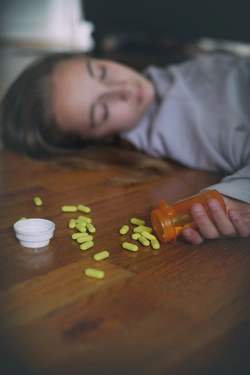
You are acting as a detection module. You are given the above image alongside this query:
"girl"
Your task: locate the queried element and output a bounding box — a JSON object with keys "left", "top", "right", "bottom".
{"left": 1, "top": 52, "right": 250, "bottom": 244}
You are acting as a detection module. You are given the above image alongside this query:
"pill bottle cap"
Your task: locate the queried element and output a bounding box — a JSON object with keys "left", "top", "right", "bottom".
{"left": 13, "top": 218, "right": 55, "bottom": 248}
{"left": 151, "top": 201, "right": 176, "bottom": 242}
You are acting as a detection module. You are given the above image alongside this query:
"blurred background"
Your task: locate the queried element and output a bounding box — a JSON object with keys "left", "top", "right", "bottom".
{"left": 1, "top": 0, "right": 250, "bottom": 100}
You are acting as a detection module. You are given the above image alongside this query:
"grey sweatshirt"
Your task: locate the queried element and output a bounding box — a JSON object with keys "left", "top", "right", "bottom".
{"left": 121, "top": 54, "right": 250, "bottom": 204}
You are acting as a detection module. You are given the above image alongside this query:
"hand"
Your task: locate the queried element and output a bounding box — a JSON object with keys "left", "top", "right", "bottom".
{"left": 180, "top": 195, "right": 250, "bottom": 244}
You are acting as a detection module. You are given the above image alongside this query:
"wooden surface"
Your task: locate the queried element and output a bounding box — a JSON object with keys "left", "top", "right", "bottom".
{"left": 0, "top": 148, "right": 250, "bottom": 375}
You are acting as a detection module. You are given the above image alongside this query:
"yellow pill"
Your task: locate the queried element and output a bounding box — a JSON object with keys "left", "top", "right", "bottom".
{"left": 138, "top": 236, "right": 150, "bottom": 246}
{"left": 34, "top": 197, "right": 42, "bottom": 206}
{"left": 61, "top": 205, "right": 77, "bottom": 212}
{"left": 77, "top": 235, "right": 93, "bottom": 243}
{"left": 133, "top": 225, "right": 153, "bottom": 233}
{"left": 18, "top": 217, "right": 27, "bottom": 221}
{"left": 122, "top": 242, "right": 139, "bottom": 252}
{"left": 119, "top": 225, "right": 129, "bottom": 235}
{"left": 130, "top": 218, "right": 145, "bottom": 226}
{"left": 86, "top": 223, "right": 96, "bottom": 233}
{"left": 140, "top": 230, "right": 156, "bottom": 240}
{"left": 80, "top": 241, "right": 94, "bottom": 250}
{"left": 93, "top": 251, "right": 110, "bottom": 261}
{"left": 77, "top": 204, "right": 91, "bottom": 213}
{"left": 76, "top": 218, "right": 87, "bottom": 226}
{"left": 68, "top": 219, "right": 76, "bottom": 229}
{"left": 71, "top": 232, "right": 88, "bottom": 240}
{"left": 183, "top": 222, "right": 196, "bottom": 229}
{"left": 131, "top": 233, "right": 141, "bottom": 240}
{"left": 76, "top": 218, "right": 87, "bottom": 225}
{"left": 175, "top": 226, "right": 183, "bottom": 236}
{"left": 84, "top": 268, "right": 104, "bottom": 279}
{"left": 151, "top": 239, "right": 160, "bottom": 249}
{"left": 78, "top": 215, "right": 92, "bottom": 223}
{"left": 75, "top": 224, "right": 87, "bottom": 233}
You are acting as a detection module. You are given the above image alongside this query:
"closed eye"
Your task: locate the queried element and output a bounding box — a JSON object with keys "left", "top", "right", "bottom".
{"left": 103, "top": 102, "right": 108, "bottom": 122}
{"left": 100, "top": 65, "right": 106, "bottom": 80}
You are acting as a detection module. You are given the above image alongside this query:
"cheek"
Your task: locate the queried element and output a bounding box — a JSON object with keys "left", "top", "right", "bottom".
{"left": 112, "top": 104, "right": 142, "bottom": 128}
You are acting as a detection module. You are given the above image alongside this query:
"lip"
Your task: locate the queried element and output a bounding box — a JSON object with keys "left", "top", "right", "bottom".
{"left": 137, "top": 82, "right": 143, "bottom": 103}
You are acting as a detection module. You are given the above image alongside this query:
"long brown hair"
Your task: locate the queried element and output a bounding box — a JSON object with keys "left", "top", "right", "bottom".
{"left": 0, "top": 52, "right": 170, "bottom": 182}
{"left": 0, "top": 52, "right": 89, "bottom": 157}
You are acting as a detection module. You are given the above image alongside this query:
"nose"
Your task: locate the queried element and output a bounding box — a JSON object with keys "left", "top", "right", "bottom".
{"left": 101, "top": 81, "right": 130, "bottom": 101}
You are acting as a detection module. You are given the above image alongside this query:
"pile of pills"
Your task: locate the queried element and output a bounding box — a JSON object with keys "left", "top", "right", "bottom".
{"left": 20, "top": 198, "right": 161, "bottom": 280}
{"left": 62, "top": 205, "right": 96, "bottom": 251}
{"left": 62, "top": 204, "right": 109, "bottom": 279}
{"left": 119, "top": 218, "right": 160, "bottom": 251}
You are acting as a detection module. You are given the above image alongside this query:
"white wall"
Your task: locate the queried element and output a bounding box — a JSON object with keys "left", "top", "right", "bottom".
{"left": 0, "top": 0, "right": 94, "bottom": 51}
{"left": 0, "top": 0, "right": 95, "bottom": 100}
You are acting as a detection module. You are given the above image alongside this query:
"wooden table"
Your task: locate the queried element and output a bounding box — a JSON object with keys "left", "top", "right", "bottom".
{"left": 0, "top": 149, "right": 249, "bottom": 375}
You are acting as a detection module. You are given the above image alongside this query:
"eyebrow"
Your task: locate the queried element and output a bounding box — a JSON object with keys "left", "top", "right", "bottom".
{"left": 86, "top": 60, "right": 95, "bottom": 127}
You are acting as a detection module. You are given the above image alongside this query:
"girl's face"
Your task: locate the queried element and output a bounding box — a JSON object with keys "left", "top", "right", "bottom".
{"left": 51, "top": 57, "right": 155, "bottom": 142}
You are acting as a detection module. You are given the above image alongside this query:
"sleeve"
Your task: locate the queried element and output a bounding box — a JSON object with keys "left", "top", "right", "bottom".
{"left": 200, "top": 165, "right": 250, "bottom": 204}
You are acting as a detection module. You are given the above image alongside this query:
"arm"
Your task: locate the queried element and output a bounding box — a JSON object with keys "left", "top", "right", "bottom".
{"left": 180, "top": 166, "right": 250, "bottom": 244}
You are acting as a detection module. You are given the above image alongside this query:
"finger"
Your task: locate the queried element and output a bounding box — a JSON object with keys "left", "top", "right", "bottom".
{"left": 191, "top": 202, "right": 220, "bottom": 239}
{"left": 181, "top": 227, "right": 205, "bottom": 245}
{"left": 206, "top": 199, "right": 236, "bottom": 236}
{"left": 228, "top": 209, "right": 250, "bottom": 237}
{"left": 206, "top": 199, "right": 237, "bottom": 237}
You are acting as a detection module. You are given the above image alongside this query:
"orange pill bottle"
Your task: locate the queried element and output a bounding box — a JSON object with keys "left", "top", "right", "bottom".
{"left": 151, "top": 190, "right": 226, "bottom": 243}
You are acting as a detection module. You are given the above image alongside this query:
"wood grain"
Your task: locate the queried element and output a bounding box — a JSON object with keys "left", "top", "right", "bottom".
{"left": 0, "top": 149, "right": 249, "bottom": 375}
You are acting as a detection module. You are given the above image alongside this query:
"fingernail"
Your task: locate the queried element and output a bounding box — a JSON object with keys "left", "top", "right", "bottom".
{"left": 191, "top": 203, "right": 203, "bottom": 215}
{"left": 207, "top": 199, "right": 220, "bottom": 210}
{"left": 229, "top": 209, "right": 239, "bottom": 220}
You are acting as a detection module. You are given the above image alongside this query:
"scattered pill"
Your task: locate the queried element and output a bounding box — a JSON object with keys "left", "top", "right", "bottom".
{"left": 80, "top": 241, "right": 94, "bottom": 250}
{"left": 130, "top": 218, "right": 145, "bottom": 226}
{"left": 78, "top": 215, "right": 92, "bottom": 223}
{"left": 131, "top": 233, "right": 141, "bottom": 240}
{"left": 138, "top": 236, "right": 150, "bottom": 246}
{"left": 71, "top": 232, "right": 88, "bottom": 240}
{"left": 151, "top": 239, "right": 160, "bottom": 249}
{"left": 84, "top": 268, "right": 104, "bottom": 279}
{"left": 61, "top": 205, "right": 77, "bottom": 212}
{"left": 77, "top": 204, "right": 91, "bottom": 213}
{"left": 86, "top": 223, "right": 96, "bottom": 233}
{"left": 75, "top": 224, "right": 87, "bottom": 233}
{"left": 133, "top": 225, "right": 153, "bottom": 233}
{"left": 122, "top": 242, "right": 139, "bottom": 252}
{"left": 34, "top": 197, "right": 42, "bottom": 206}
{"left": 93, "top": 251, "right": 110, "bottom": 261}
{"left": 140, "top": 230, "right": 156, "bottom": 240}
{"left": 119, "top": 225, "right": 129, "bottom": 235}
{"left": 68, "top": 219, "right": 76, "bottom": 229}
{"left": 18, "top": 217, "right": 27, "bottom": 221}
{"left": 77, "top": 235, "right": 93, "bottom": 243}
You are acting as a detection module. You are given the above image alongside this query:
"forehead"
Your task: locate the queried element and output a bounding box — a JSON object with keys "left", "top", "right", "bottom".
{"left": 51, "top": 57, "right": 90, "bottom": 132}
